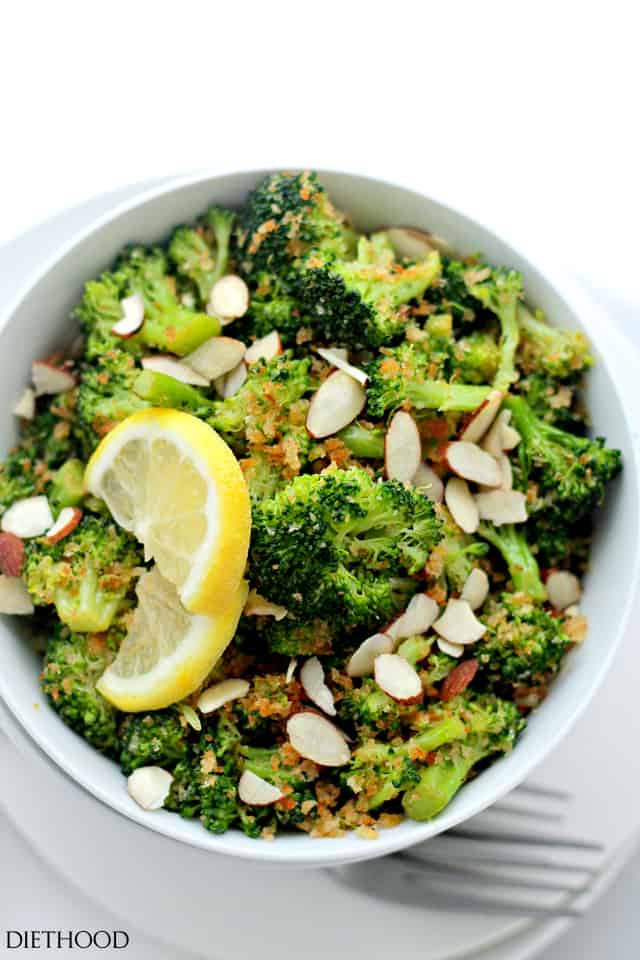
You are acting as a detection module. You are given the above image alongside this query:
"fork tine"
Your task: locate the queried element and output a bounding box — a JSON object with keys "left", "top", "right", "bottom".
{"left": 489, "top": 801, "right": 565, "bottom": 823}
{"left": 514, "top": 783, "right": 571, "bottom": 801}
{"left": 447, "top": 827, "right": 604, "bottom": 851}
{"left": 397, "top": 852, "right": 591, "bottom": 893}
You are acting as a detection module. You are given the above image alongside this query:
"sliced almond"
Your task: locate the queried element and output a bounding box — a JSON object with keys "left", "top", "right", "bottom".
{"left": 436, "top": 637, "right": 465, "bottom": 658}
{"left": 386, "top": 593, "right": 439, "bottom": 641}
{"left": 243, "top": 589, "right": 287, "bottom": 621}
{"left": 13, "top": 388, "right": 36, "bottom": 420}
{"left": 546, "top": 570, "right": 581, "bottom": 610}
{"left": 564, "top": 603, "right": 581, "bottom": 618}
{"left": 433, "top": 598, "right": 486, "bottom": 646}
{"left": 286, "top": 658, "right": 298, "bottom": 683}
{"left": 286, "top": 712, "right": 351, "bottom": 767}
{"left": 385, "top": 411, "right": 422, "bottom": 483}
{"left": 197, "top": 678, "right": 251, "bottom": 715}
{"left": 445, "top": 441, "right": 501, "bottom": 487}
{"left": 238, "top": 769, "right": 283, "bottom": 806}
{"left": 0, "top": 575, "right": 34, "bottom": 615}
{"left": 45, "top": 507, "right": 82, "bottom": 544}
{"left": 315, "top": 347, "right": 368, "bottom": 386}
{"left": 244, "top": 330, "right": 282, "bottom": 365}
{"left": 482, "top": 409, "right": 516, "bottom": 457}
{"left": 501, "top": 422, "right": 521, "bottom": 450}
{"left": 1, "top": 496, "right": 53, "bottom": 538}
{"left": 300, "top": 657, "right": 336, "bottom": 716}
{"left": 412, "top": 463, "right": 444, "bottom": 502}
{"left": 112, "top": 293, "right": 145, "bottom": 338}
{"left": 0, "top": 532, "right": 24, "bottom": 577}
{"left": 374, "top": 653, "right": 422, "bottom": 703}
{"left": 385, "top": 226, "right": 455, "bottom": 259}
{"left": 475, "top": 489, "right": 527, "bottom": 525}
{"left": 141, "top": 355, "right": 210, "bottom": 387}
{"left": 440, "top": 658, "right": 479, "bottom": 701}
{"left": 478, "top": 453, "right": 513, "bottom": 493}
{"left": 346, "top": 633, "right": 394, "bottom": 678}
{"left": 184, "top": 337, "right": 246, "bottom": 381}
{"left": 222, "top": 362, "right": 248, "bottom": 398}
{"left": 459, "top": 390, "right": 503, "bottom": 444}
{"left": 208, "top": 275, "right": 250, "bottom": 320}
{"left": 460, "top": 568, "right": 489, "bottom": 610}
{"left": 306, "top": 370, "right": 366, "bottom": 439}
{"left": 127, "top": 766, "right": 173, "bottom": 811}
{"left": 31, "top": 361, "right": 75, "bottom": 396}
{"left": 445, "top": 477, "right": 479, "bottom": 534}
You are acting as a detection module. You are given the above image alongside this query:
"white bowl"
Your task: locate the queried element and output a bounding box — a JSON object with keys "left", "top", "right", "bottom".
{"left": 0, "top": 170, "right": 638, "bottom": 868}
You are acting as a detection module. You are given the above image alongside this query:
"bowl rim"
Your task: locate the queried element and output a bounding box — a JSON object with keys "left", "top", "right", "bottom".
{"left": 1, "top": 166, "right": 639, "bottom": 866}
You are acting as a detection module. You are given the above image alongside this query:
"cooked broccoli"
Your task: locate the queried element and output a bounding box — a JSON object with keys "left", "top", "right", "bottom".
{"left": 119, "top": 709, "right": 189, "bottom": 775}
{"left": 338, "top": 678, "right": 406, "bottom": 737}
{"left": 336, "top": 422, "right": 385, "bottom": 460}
{"left": 41, "top": 621, "right": 120, "bottom": 755}
{"left": 424, "top": 257, "right": 496, "bottom": 327}
{"left": 241, "top": 271, "right": 308, "bottom": 345}
{"left": 240, "top": 743, "right": 318, "bottom": 827}
{"left": 24, "top": 516, "right": 142, "bottom": 633}
{"left": 477, "top": 592, "right": 570, "bottom": 685}
{"left": 77, "top": 349, "right": 148, "bottom": 452}
{"left": 464, "top": 267, "right": 522, "bottom": 391}
{"left": 250, "top": 468, "right": 442, "bottom": 628}
{"left": 263, "top": 618, "right": 334, "bottom": 657}
{"left": 426, "top": 506, "right": 489, "bottom": 594}
{"left": 514, "top": 371, "right": 586, "bottom": 433}
{"left": 168, "top": 206, "right": 235, "bottom": 306}
{"left": 230, "top": 673, "right": 302, "bottom": 736}
{"left": 48, "top": 458, "right": 86, "bottom": 512}
{"left": 505, "top": 395, "right": 621, "bottom": 525}
{"left": 452, "top": 331, "right": 500, "bottom": 384}
{"left": 365, "top": 342, "right": 491, "bottom": 419}
{"left": 298, "top": 236, "right": 441, "bottom": 347}
{"left": 527, "top": 514, "right": 592, "bottom": 570}
{"left": 517, "top": 305, "right": 592, "bottom": 379}
{"left": 477, "top": 522, "right": 546, "bottom": 602}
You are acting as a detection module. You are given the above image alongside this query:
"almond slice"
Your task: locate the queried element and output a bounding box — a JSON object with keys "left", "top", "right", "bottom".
{"left": 286, "top": 712, "right": 351, "bottom": 767}
{"left": 433, "top": 598, "right": 486, "bottom": 645}
{"left": 459, "top": 390, "right": 503, "bottom": 444}
{"left": 208, "top": 275, "right": 250, "bottom": 320}
{"left": 13, "top": 388, "right": 36, "bottom": 420}
{"left": 385, "top": 226, "right": 455, "bottom": 259}
{"left": 306, "top": 370, "right": 366, "bottom": 439}
{"left": 481, "top": 409, "right": 514, "bottom": 457}
{"left": 112, "top": 293, "right": 145, "bottom": 338}
{"left": 31, "top": 361, "right": 75, "bottom": 396}
{"left": 440, "top": 658, "right": 479, "bottom": 701}
{"left": 501, "top": 422, "right": 521, "bottom": 450}
{"left": 385, "top": 411, "right": 422, "bottom": 483}
{"left": 184, "top": 337, "right": 246, "bottom": 381}
{"left": 197, "top": 678, "right": 250, "bottom": 715}
{"left": 546, "top": 570, "right": 581, "bottom": 610}
{"left": 460, "top": 568, "right": 489, "bottom": 610}
{"left": 244, "top": 330, "right": 282, "bottom": 365}
{"left": 238, "top": 770, "right": 283, "bottom": 806}
{"left": 374, "top": 653, "right": 422, "bottom": 703}
{"left": 141, "top": 355, "right": 210, "bottom": 387}
{"left": 475, "top": 489, "right": 527, "bottom": 525}
{"left": 315, "top": 347, "right": 368, "bottom": 386}
{"left": 286, "top": 658, "right": 298, "bottom": 683}
{"left": 445, "top": 441, "right": 501, "bottom": 487}
{"left": 45, "top": 507, "right": 82, "bottom": 544}
{"left": 386, "top": 593, "right": 439, "bottom": 641}
{"left": 478, "top": 453, "right": 513, "bottom": 492}
{"left": 1, "top": 496, "right": 53, "bottom": 538}
{"left": 436, "top": 637, "right": 465, "bottom": 658}
{"left": 243, "top": 589, "right": 288, "bottom": 621}
{"left": 346, "top": 633, "right": 394, "bottom": 678}
{"left": 445, "top": 477, "right": 479, "bottom": 534}
{"left": 0, "top": 575, "right": 34, "bottom": 614}
{"left": 0, "top": 532, "right": 25, "bottom": 577}
{"left": 300, "top": 656, "right": 336, "bottom": 716}
{"left": 222, "top": 362, "right": 248, "bottom": 398}
{"left": 127, "top": 766, "right": 173, "bottom": 811}
{"left": 412, "top": 463, "right": 444, "bottom": 502}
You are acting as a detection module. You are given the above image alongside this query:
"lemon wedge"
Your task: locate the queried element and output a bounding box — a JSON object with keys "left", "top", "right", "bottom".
{"left": 97, "top": 566, "right": 248, "bottom": 711}
{"left": 85, "top": 409, "right": 251, "bottom": 616}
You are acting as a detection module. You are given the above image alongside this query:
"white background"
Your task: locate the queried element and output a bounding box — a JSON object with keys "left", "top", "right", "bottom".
{"left": 1, "top": 2, "right": 639, "bottom": 957}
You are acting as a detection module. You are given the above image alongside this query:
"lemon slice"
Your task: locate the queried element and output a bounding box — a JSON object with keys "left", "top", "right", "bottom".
{"left": 97, "top": 566, "right": 248, "bottom": 711}
{"left": 85, "top": 409, "right": 250, "bottom": 616}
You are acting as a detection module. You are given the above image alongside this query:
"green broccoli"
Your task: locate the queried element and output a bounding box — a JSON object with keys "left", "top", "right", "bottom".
{"left": 452, "top": 331, "right": 500, "bottom": 384}
{"left": 24, "top": 516, "right": 143, "bottom": 633}
{"left": 477, "top": 521, "right": 546, "bottom": 602}
{"left": 338, "top": 678, "right": 407, "bottom": 737}
{"left": 427, "top": 506, "right": 489, "bottom": 594}
{"left": 336, "top": 422, "right": 386, "bottom": 460}
{"left": 41, "top": 620, "right": 120, "bottom": 755}
{"left": 514, "top": 371, "right": 586, "bottom": 433}
{"left": 168, "top": 206, "right": 235, "bottom": 307}
{"left": 48, "top": 458, "right": 86, "bottom": 512}
{"left": 240, "top": 271, "right": 308, "bottom": 345}
{"left": 77, "top": 349, "right": 148, "bottom": 453}
{"left": 250, "top": 468, "right": 442, "bottom": 628}
{"left": 517, "top": 305, "right": 592, "bottom": 379}
{"left": 263, "top": 618, "right": 334, "bottom": 657}
{"left": 240, "top": 743, "right": 318, "bottom": 827}
{"left": 424, "top": 257, "right": 496, "bottom": 327}
{"left": 464, "top": 267, "right": 522, "bottom": 391}
{"left": 119, "top": 709, "right": 189, "bottom": 775}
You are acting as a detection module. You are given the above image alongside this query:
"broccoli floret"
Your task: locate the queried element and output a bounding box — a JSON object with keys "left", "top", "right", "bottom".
{"left": 477, "top": 522, "right": 546, "bottom": 602}
{"left": 24, "top": 516, "right": 142, "bottom": 633}
{"left": 119, "top": 709, "right": 189, "bottom": 775}
{"left": 365, "top": 342, "right": 491, "bottom": 419}
{"left": 298, "top": 237, "right": 441, "bottom": 347}
{"left": 168, "top": 206, "right": 235, "bottom": 307}
{"left": 230, "top": 673, "right": 303, "bottom": 736}
{"left": 263, "top": 618, "right": 334, "bottom": 657}
{"left": 77, "top": 349, "right": 148, "bottom": 453}
{"left": 424, "top": 257, "right": 496, "bottom": 327}
{"left": 48, "top": 458, "right": 86, "bottom": 512}
{"left": 250, "top": 469, "right": 442, "bottom": 628}
{"left": 517, "top": 305, "right": 592, "bottom": 379}
{"left": 426, "top": 506, "right": 489, "bottom": 594}
{"left": 477, "top": 592, "right": 570, "bottom": 685}
{"left": 452, "top": 331, "right": 500, "bottom": 384}
{"left": 505, "top": 395, "right": 621, "bottom": 526}
{"left": 527, "top": 514, "right": 592, "bottom": 570}
{"left": 464, "top": 267, "right": 522, "bottom": 391}
{"left": 338, "top": 678, "right": 406, "bottom": 737}
{"left": 240, "top": 271, "right": 308, "bottom": 345}
{"left": 514, "top": 372, "right": 586, "bottom": 433}
{"left": 41, "top": 621, "right": 120, "bottom": 755}
{"left": 240, "top": 743, "right": 318, "bottom": 827}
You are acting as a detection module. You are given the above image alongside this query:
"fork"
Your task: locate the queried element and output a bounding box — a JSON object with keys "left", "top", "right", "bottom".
{"left": 332, "top": 784, "right": 604, "bottom": 918}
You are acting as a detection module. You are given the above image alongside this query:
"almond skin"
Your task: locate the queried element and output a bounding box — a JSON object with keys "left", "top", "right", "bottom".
{"left": 0, "top": 532, "right": 24, "bottom": 577}
{"left": 440, "top": 658, "right": 479, "bottom": 701}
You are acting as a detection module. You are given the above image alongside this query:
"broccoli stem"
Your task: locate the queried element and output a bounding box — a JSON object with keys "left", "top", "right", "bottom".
{"left": 402, "top": 739, "right": 487, "bottom": 820}
{"left": 54, "top": 569, "right": 121, "bottom": 633}
{"left": 477, "top": 522, "right": 547, "bottom": 601}
{"left": 493, "top": 298, "right": 520, "bottom": 392}
{"left": 49, "top": 458, "right": 86, "bottom": 512}
{"left": 337, "top": 423, "right": 385, "bottom": 459}
{"left": 140, "top": 307, "right": 221, "bottom": 355}
{"left": 134, "top": 370, "right": 215, "bottom": 414}
{"left": 406, "top": 380, "right": 491, "bottom": 412}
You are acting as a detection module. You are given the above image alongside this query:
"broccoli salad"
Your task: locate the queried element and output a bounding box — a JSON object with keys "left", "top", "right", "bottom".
{"left": 0, "top": 171, "right": 621, "bottom": 840}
